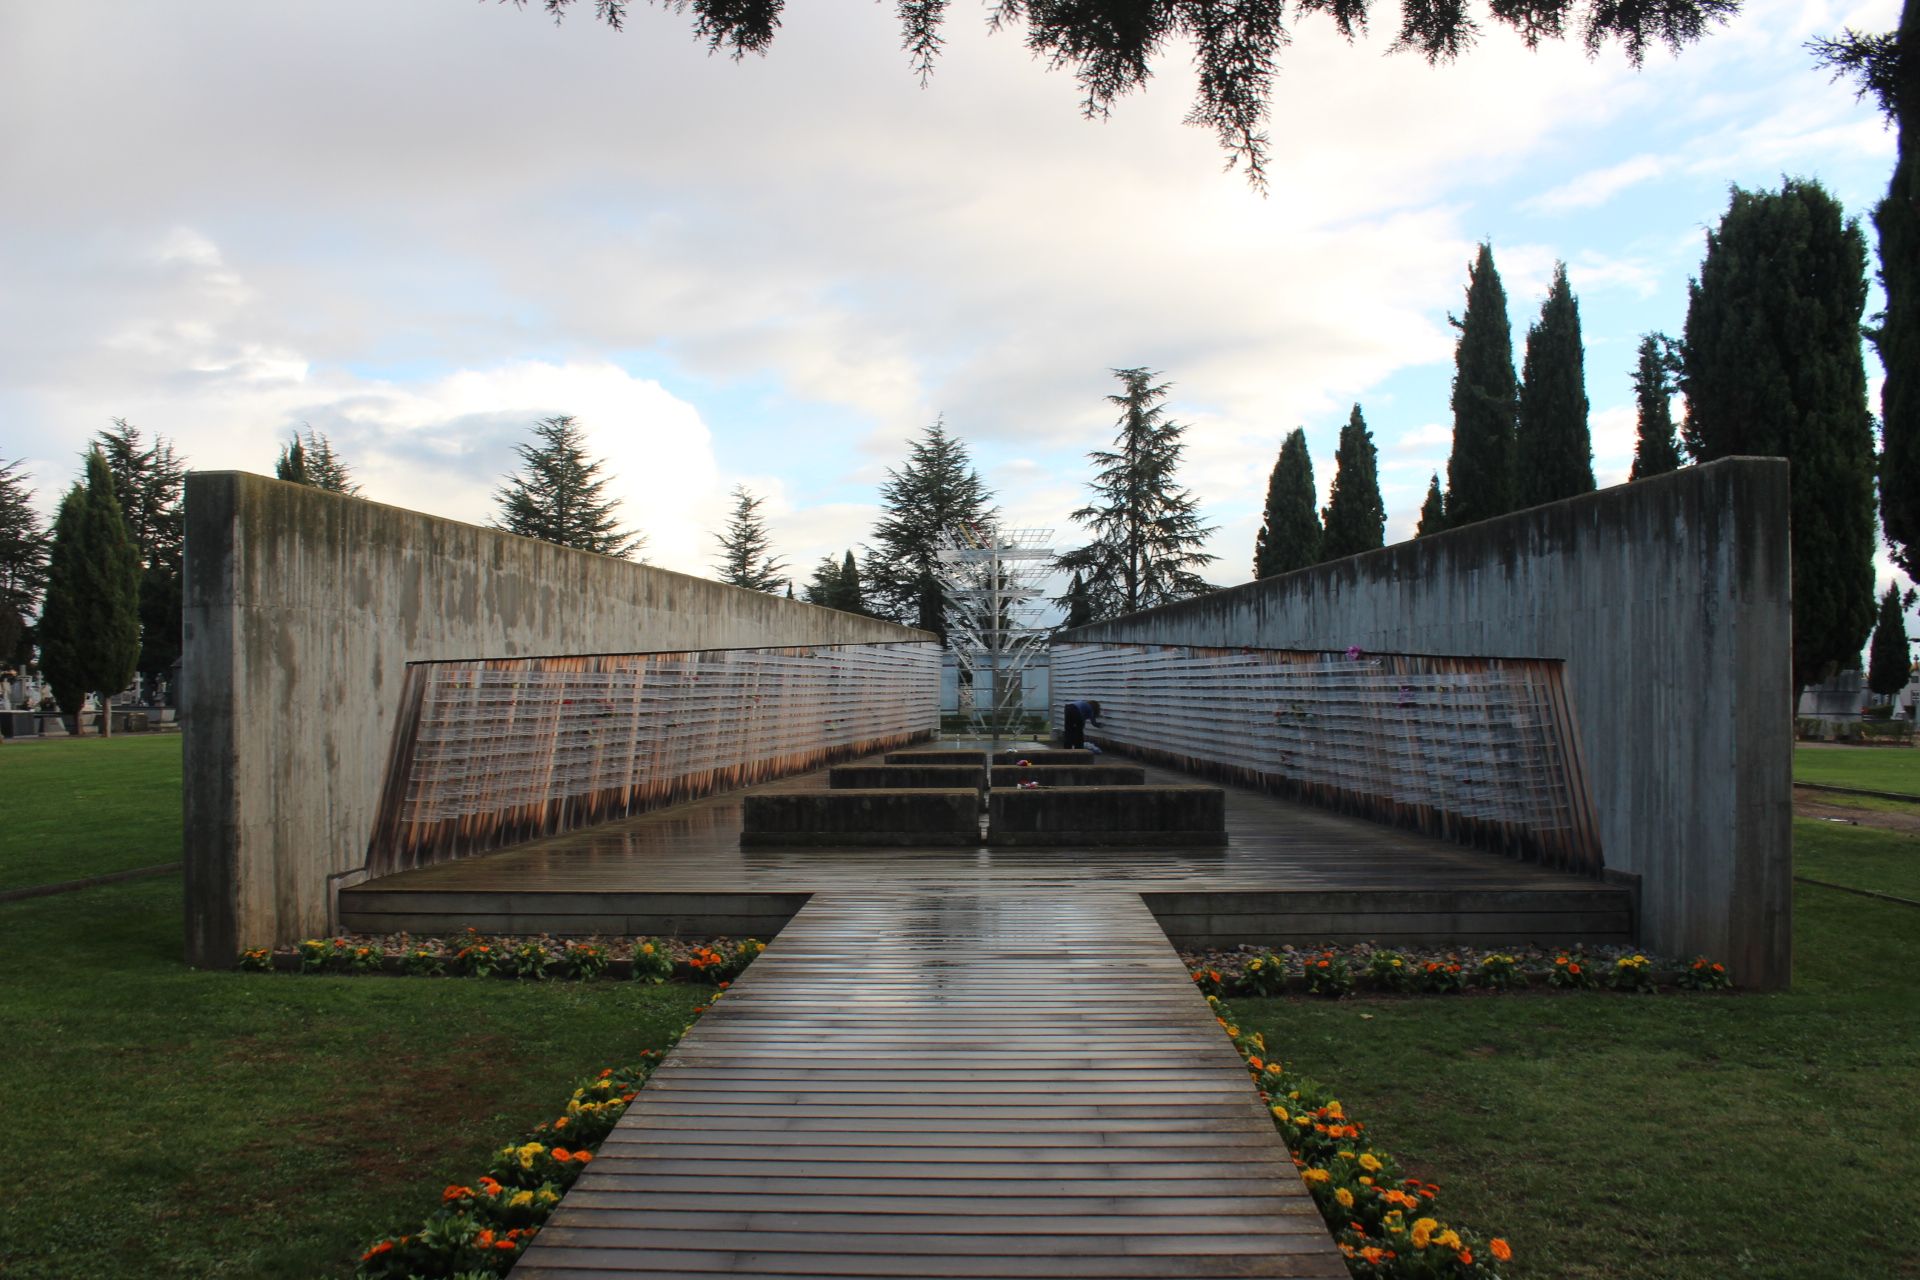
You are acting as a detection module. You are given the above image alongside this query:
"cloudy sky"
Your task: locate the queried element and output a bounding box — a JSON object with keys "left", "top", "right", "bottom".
{"left": 0, "top": 0, "right": 1901, "bottom": 596}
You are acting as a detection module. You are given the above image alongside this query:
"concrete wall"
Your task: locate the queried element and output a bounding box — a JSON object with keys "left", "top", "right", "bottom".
{"left": 182, "top": 472, "right": 933, "bottom": 966}
{"left": 1059, "top": 458, "right": 1794, "bottom": 988}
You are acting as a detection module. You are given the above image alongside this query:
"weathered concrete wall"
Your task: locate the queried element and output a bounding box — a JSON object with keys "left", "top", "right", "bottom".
{"left": 182, "top": 472, "right": 933, "bottom": 966}
{"left": 1059, "top": 458, "right": 1794, "bottom": 988}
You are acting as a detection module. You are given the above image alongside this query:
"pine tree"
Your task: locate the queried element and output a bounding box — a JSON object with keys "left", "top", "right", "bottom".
{"left": 1682, "top": 179, "right": 1876, "bottom": 695}
{"left": 1444, "top": 244, "right": 1518, "bottom": 527}
{"left": 94, "top": 419, "right": 186, "bottom": 687}
{"left": 276, "top": 427, "right": 359, "bottom": 494}
{"left": 1058, "top": 368, "right": 1218, "bottom": 619}
{"left": 863, "top": 418, "right": 997, "bottom": 641}
{"left": 493, "top": 416, "right": 644, "bottom": 558}
{"left": 1061, "top": 571, "right": 1094, "bottom": 629}
{"left": 1320, "top": 406, "right": 1386, "bottom": 560}
{"left": 38, "top": 450, "right": 141, "bottom": 735}
{"left": 1876, "top": 0, "right": 1920, "bottom": 579}
{"left": 1868, "top": 584, "right": 1912, "bottom": 700}
{"left": 1253, "top": 428, "right": 1320, "bottom": 578}
{"left": 711, "top": 485, "right": 788, "bottom": 592}
{"left": 0, "top": 458, "right": 50, "bottom": 666}
{"left": 1514, "top": 264, "right": 1594, "bottom": 507}
{"left": 1416, "top": 474, "right": 1447, "bottom": 537}
{"left": 803, "top": 555, "right": 844, "bottom": 607}
{"left": 1629, "top": 334, "right": 1684, "bottom": 480}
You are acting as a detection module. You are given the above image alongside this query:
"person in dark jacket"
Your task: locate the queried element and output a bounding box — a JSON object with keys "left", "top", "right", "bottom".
{"left": 1062, "top": 698, "right": 1101, "bottom": 748}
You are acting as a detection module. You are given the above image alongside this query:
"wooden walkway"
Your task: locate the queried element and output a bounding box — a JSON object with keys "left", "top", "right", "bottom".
{"left": 512, "top": 888, "right": 1347, "bottom": 1278}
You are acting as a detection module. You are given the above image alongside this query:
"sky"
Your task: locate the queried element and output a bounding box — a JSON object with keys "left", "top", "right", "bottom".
{"left": 0, "top": 0, "right": 1904, "bottom": 602}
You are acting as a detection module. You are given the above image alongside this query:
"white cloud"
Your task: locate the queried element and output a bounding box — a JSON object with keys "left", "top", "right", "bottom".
{"left": 1524, "top": 155, "right": 1670, "bottom": 214}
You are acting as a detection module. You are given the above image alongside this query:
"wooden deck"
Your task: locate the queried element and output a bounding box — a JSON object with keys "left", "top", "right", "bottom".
{"left": 342, "top": 752, "right": 1634, "bottom": 948}
{"left": 511, "top": 889, "right": 1348, "bottom": 1279}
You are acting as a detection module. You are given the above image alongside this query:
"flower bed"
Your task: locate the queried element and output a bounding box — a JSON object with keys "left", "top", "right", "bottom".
{"left": 238, "top": 929, "right": 766, "bottom": 985}
{"left": 349, "top": 941, "right": 758, "bottom": 1277}
{"left": 1212, "top": 995, "right": 1516, "bottom": 1278}
{"left": 1184, "top": 942, "right": 1731, "bottom": 998}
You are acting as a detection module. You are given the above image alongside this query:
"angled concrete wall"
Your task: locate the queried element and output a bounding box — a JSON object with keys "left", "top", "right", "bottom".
{"left": 1059, "top": 458, "right": 1794, "bottom": 988}
{"left": 182, "top": 472, "right": 934, "bottom": 967}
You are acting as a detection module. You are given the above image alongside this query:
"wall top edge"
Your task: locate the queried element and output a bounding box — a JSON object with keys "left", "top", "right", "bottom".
{"left": 184, "top": 470, "right": 935, "bottom": 643}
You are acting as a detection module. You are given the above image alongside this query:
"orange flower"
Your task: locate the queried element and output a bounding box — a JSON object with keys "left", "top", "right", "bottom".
{"left": 1490, "top": 1238, "right": 1513, "bottom": 1262}
{"left": 1458, "top": 1248, "right": 1473, "bottom": 1265}
{"left": 479, "top": 1176, "right": 504, "bottom": 1196}
{"left": 552, "top": 1148, "right": 573, "bottom": 1163}
{"left": 361, "top": 1240, "right": 394, "bottom": 1260}
{"left": 475, "top": 1229, "right": 496, "bottom": 1249}
{"left": 1569, "top": 962, "right": 1582, "bottom": 975}
{"left": 442, "top": 1184, "right": 473, "bottom": 1203}
{"left": 575, "top": 1149, "right": 593, "bottom": 1163}
{"left": 495, "top": 1239, "right": 518, "bottom": 1251}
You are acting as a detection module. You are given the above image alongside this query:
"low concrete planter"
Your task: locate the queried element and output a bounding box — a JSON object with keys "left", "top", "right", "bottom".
{"left": 884, "top": 750, "right": 989, "bottom": 766}
{"left": 742, "top": 789, "right": 982, "bottom": 847}
{"left": 830, "top": 764, "right": 988, "bottom": 790}
{"left": 992, "top": 749, "right": 1101, "bottom": 766}
{"left": 987, "top": 785, "right": 1228, "bottom": 846}
{"left": 989, "top": 763, "right": 1147, "bottom": 788}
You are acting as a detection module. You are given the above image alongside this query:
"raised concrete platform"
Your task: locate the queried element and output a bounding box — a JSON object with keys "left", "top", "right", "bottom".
{"left": 830, "top": 763, "right": 988, "bottom": 791}
{"left": 741, "top": 789, "right": 981, "bottom": 848}
{"left": 988, "top": 785, "right": 1228, "bottom": 847}
{"left": 994, "top": 749, "right": 1099, "bottom": 765}
{"left": 885, "top": 750, "right": 989, "bottom": 765}
{"left": 339, "top": 750, "right": 1634, "bottom": 950}
{"left": 990, "top": 763, "right": 1149, "bottom": 788}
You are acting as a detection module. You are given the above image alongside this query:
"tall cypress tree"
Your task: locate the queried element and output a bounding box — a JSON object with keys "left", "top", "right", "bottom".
{"left": 38, "top": 450, "right": 141, "bottom": 735}
{"left": 94, "top": 419, "right": 186, "bottom": 691}
{"left": 1682, "top": 179, "right": 1876, "bottom": 695}
{"left": 864, "top": 418, "right": 997, "bottom": 641}
{"left": 1629, "top": 333, "right": 1684, "bottom": 480}
{"left": 1058, "top": 368, "right": 1217, "bottom": 617}
{"left": 1877, "top": 0, "right": 1920, "bottom": 579}
{"left": 837, "top": 550, "right": 864, "bottom": 614}
{"left": 1868, "top": 584, "right": 1912, "bottom": 700}
{"left": 1444, "top": 243, "right": 1518, "bottom": 527}
{"left": 493, "top": 416, "right": 644, "bottom": 558}
{"left": 1416, "top": 474, "right": 1447, "bottom": 537}
{"left": 1320, "top": 406, "right": 1385, "bottom": 560}
{"left": 276, "top": 427, "right": 359, "bottom": 494}
{"left": 711, "top": 485, "right": 788, "bottom": 592}
{"left": 1253, "top": 428, "right": 1320, "bottom": 577}
{"left": 1514, "top": 264, "right": 1594, "bottom": 507}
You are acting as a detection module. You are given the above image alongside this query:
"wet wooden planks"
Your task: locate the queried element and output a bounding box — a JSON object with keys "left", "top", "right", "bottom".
{"left": 511, "top": 890, "right": 1347, "bottom": 1279}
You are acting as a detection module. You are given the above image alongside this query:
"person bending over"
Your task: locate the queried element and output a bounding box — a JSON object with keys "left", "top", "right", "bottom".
{"left": 1062, "top": 698, "right": 1102, "bottom": 749}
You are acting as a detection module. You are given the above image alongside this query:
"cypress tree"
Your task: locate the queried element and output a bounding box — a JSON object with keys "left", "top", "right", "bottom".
{"left": 38, "top": 450, "right": 141, "bottom": 735}
{"left": 1320, "top": 405, "right": 1385, "bottom": 560}
{"left": 864, "top": 418, "right": 997, "bottom": 641}
{"left": 1867, "top": 584, "right": 1912, "bottom": 700}
{"left": 1444, "top": 243, "right": 1518, "bottom": 527}
{"left": 1682, "top": 179, "right": 1876, "bottom": 695}
{"left": 276, "top": 427, "right": 359, "bottom": 494}
{"left": 1058, "top": 369, "right": 1217, "bottom": 618}
{"left": 1061, "top": 571, "right": 1094, "bottom": 629}
{"left": 838, "top": 550, "right": 864, "bottom": 614}
{"left": 493, "top": 416, "right": 644, "bottom": 558}
{"left": 712, "top": 485, "right": 788, "bottom": 592}
{"left": 1514, "top": 264, "right": 1594, "bottom": 506}
{"left": 95, "top": 419, "right": 187, "bottom": 688}
{"left": 1877, "top": 0, "right": 1920, "bottom": 579}
{"left": 1253, "top": 428, "right": 1320, "bottom": 577}
{"left": 1629, "top": 333, "right": 1684, "bottom": 480}
{"left": 1416, "top": 474, "right": 1447, "bottom": 537}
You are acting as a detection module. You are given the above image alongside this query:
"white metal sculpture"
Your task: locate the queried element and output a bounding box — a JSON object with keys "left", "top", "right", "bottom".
{"left": 933, "top": 522, "right": 1055, "bottom": 746}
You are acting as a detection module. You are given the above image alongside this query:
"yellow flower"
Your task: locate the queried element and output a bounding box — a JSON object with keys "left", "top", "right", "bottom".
{"left": 1336, "top": 1150, "right": 1356, "bottom": 1161}
{"left": 1435, "top": 1229, "right": 1462, "bottom": 1250}
{"left": 1325, "top": 1101, "right": 1344, "bottom": 1120}
{"left": 1248, "top": 958, "right": 1264, "bottom": 970}
{"left": 641, "top": 943, "right": 655, "bottom": 955}
{"left": 1271, "top": 1105, "right": 1291, "bottom": 1123}
{"left": 516, "top": 1142, "right": 545, "bottom": 1170}
{"left": 1335, "top": 1188, "right": 1355, "bottom": 1209}
{"left": 1411, "top": 1218, "right": 1438, "bottom": 1249}
{"left": 1302, "top": 1168, "right": 1332, "bottom": 1185}
{"left": 1359, "top": 1153, "right": 1383, "bottom": 1173}
{"left": 509, "top": 1190, "right": 534, "bottom": 1209}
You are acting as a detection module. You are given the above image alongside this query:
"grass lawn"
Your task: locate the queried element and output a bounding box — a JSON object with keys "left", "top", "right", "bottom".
{"left": 1793, "top": 742, "right": 1920, "bottom": 794}
{"left": 1234, "top": 819, "right": 1920, "bottom": 1280}
{"left": 0, "top": 733, "right": 183, "bottom": 890}
{"left": 1794, "top": 817, "right": 1920, "bottom": 900}
{"left": 0, "top": 741, "right": 707, "bottom": 1280}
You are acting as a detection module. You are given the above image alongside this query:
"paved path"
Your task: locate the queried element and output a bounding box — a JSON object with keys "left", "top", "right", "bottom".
{"left": 513, "top": 888, "right": 1346, "bottom": 1279}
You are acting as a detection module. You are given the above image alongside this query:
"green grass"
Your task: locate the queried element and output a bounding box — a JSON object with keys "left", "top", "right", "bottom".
{"left": 1233, "top": 819, "right": 1920, "bottom": 1280}
{"left": 1793, "top": 743, "right": 1920, "bottom": 794}
{"left": 1795, "top": 817, "right": 1920, "bottom": 900}
{"left": 0, "top": 734, "right": 183, "bottom": 889}
{"left": 0, "top": 846, "right": 706, "bottom": 1276}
